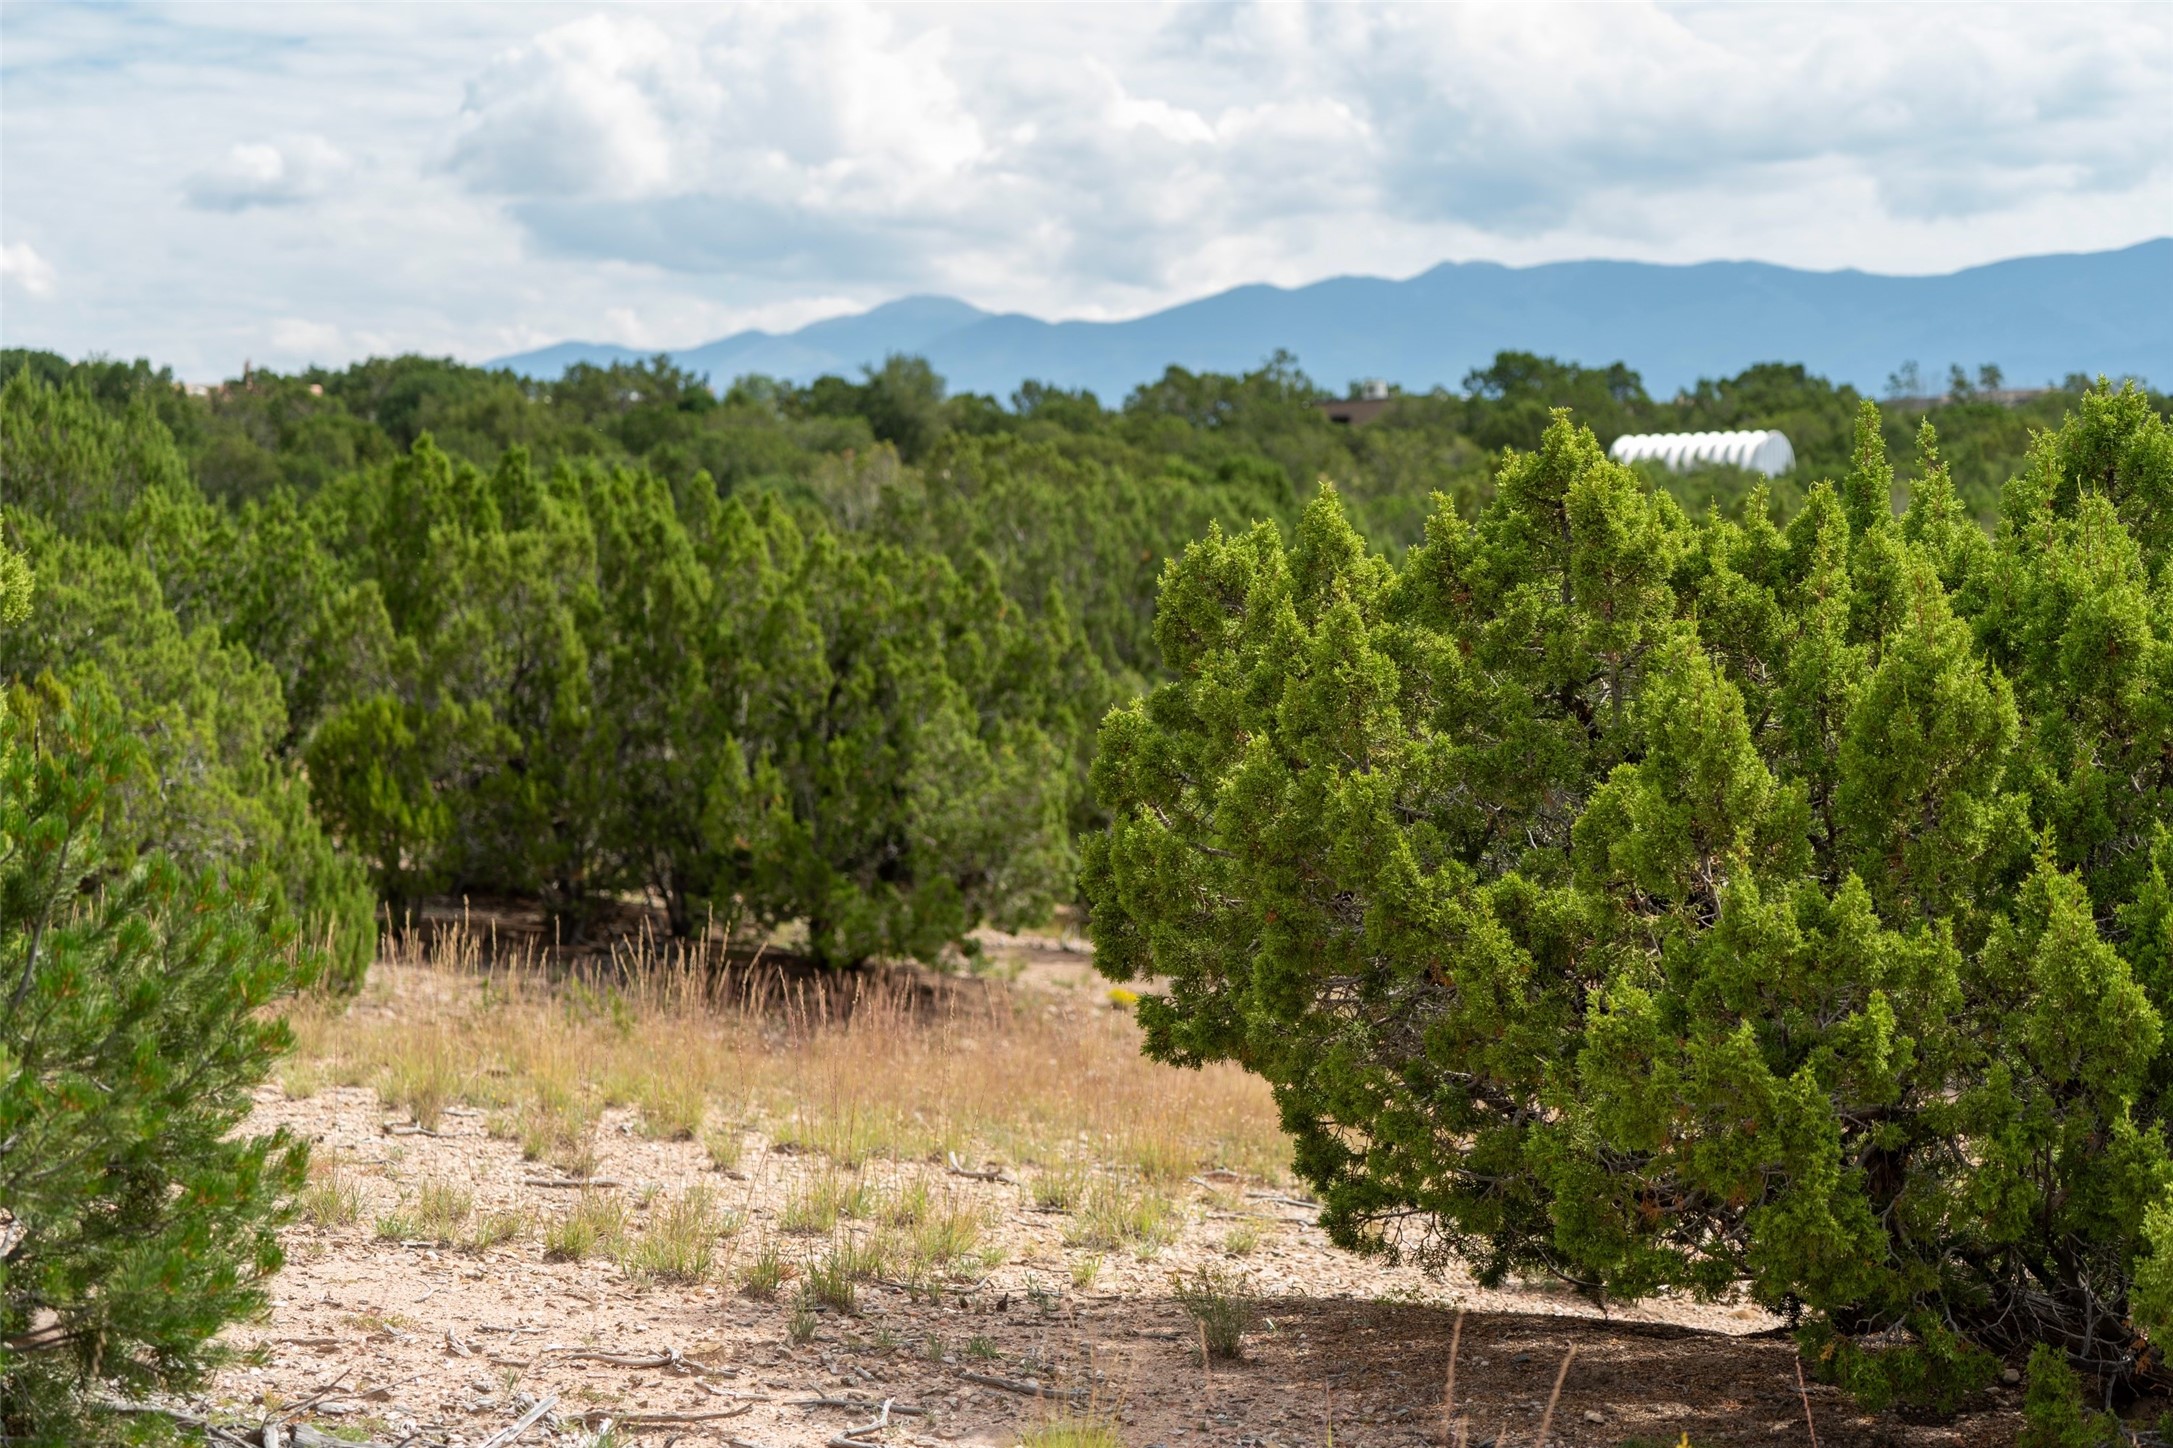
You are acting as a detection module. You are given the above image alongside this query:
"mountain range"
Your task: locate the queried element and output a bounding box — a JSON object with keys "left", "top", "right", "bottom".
{"left": 490, "top": 239, "right": 2171, "bottom": 401}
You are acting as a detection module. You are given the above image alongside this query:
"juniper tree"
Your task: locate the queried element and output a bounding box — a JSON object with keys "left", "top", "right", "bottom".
{"left": 1084, "top": 388, "right": 2173, "bottom": 1403}
{"left": 1, "top": 676, "right": 315, "bottom": 1442}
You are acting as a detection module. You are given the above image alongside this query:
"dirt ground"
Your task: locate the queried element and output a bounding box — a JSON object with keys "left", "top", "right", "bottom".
{"left": 202, "top": 927, "right": 2030, "bottom": 1448}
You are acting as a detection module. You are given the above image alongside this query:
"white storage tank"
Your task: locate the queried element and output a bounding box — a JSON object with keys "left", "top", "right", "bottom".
{"left": 1609, "top": 430, "right": 1796, "bottom": 477}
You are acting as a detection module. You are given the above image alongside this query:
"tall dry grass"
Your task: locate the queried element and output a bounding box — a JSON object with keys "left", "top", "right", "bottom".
{"left": 287, "top": 926, "right": 1288, "bottom": 1186}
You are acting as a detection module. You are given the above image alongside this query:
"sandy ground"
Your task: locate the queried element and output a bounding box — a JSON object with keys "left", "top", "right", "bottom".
{"left": 200, "top": 932, "right": 2029, "bottom": 1448}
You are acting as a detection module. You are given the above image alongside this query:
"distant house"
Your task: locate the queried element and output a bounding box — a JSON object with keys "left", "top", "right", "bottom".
{"left": 1320, "top": 378, "right": 1395, "bottom": 427}
{"left": 1609, "top": 429, "right": 1796, "bottom": 477}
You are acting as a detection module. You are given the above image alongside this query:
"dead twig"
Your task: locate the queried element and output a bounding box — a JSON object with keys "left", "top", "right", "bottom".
{"left": 1533, "top": 1344, "right": 1577, "bottom": 1448}
{"left": 581, "top": 1405, "right": 752, "bottom": 1426}
{"left": 520, "top": 1175, "right": 624, "bottom": 1189}
{"left": 1442, "top": 1307, "right": 1465, "bottom": 1446}
{"left": 790, "top": 1397, "right": 925, "bottom": 1414}
{"left": 1795, "top": 1354, "right": 1820, "bottom": 1448}
{"left": 476, "top": 1395, "right": 557, "bottom": 1448}
{"left": 833, "top": 1397, "right": 893, "bottom": 1441}
{"left": 1244, "top": 1191, "right": 1321, "bottom": 1209}
{"left": 274, "top": 1368, "right": 354, "bottom": 1424}
{"left": 959, "top": 1370, "right": 1087, "bottom": 1403}
{"left": 945, "top": 1152, "right": 1011, "bottom": 1183}
{"left": 557, "top": 1346, "right": 683, "bottom": 1368}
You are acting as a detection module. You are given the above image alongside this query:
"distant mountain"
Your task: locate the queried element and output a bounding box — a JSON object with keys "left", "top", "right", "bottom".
{"left": 492, "top": 295, "right": 991, "bottom": 389}
{"left": 489, "top": 240, "right": 2171, "bottom": 400}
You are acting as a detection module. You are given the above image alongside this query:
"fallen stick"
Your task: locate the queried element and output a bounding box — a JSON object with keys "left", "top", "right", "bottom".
{"left": 944, "top": 1152, "right": 1011, "bottom": 1183}
{"left": 790, "top": 1397, "right": 926, "bottom": 1414}
{"left": 837, "top": 1398, "right": 893, "bottom": 1440}
{"left": 1244, "top": 1191, "right": 1321, "bottom": 1209}
{"left": 960, "top": 1371, "right": 1088, "bottom": 1403}
{"left": 476, "top": 1395, "right": 557, "bottom": 1448}
{"left": 557, "top": 1346, "right": 683, "bottom": 1368}
{"left": 541, "top": 1344, "right": 743, "bottom": 1378}
{"left": 275, "top": 1368, "right": 355, "bottom": 1425}
{"left": 520, "top": 1176, "right": 624, "bottom": 1189}
{"left": 580, "top": 1405, "right": 752, "bottom": 1426}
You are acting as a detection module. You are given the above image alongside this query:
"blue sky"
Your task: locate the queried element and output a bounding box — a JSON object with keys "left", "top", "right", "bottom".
{"left": 2, "top": 2, "right": 2168, "bottom": 381}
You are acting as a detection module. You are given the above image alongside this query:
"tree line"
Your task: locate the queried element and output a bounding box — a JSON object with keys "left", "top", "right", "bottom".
{"left": 10, "top": 344, "right": 2137, "bottom": 970}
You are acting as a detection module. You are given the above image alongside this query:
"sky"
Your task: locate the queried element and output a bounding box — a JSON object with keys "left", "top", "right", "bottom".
{"left": 2, "top": 2, "right": 2169, "bottom": 381}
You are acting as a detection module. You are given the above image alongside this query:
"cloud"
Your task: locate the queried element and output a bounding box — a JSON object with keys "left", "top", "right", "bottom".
{"left": 185, "top": 135, "right": 349, "bottom": 211}
{"left": 269, "top": 317, "right": 344, "bottom": 358}
{"left": 0, "top": 242, "right": 56, "bottom": 297}
{"left": 435, "top": 3, "right": 2172, "bottom": 311}
{"left": 447, "top": 8, "right": 984, "bottom": 208}
{"left": 0, "top": 1, "right": 2165, "bottom": 379}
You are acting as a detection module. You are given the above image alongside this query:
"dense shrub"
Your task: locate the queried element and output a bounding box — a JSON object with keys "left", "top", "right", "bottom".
{"left": 1085, "top": 389, "right": 2173, "bottom": 1401}
{"left": 0, "top": 675, "right": 315, "bottom": 1442}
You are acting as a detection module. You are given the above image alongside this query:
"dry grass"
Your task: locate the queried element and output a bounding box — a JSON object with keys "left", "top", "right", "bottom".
{"left": 738, "top": 1235, "right": 789, "bottom": 1298}
{"left": 297, "top": 1160, "right": 363, "bottom": 1228}
{"left": 285, "top": 927, "right": 1287, "bottom": 1201}
{"left": 1022, "top": 1416, "right": 1126, "bottom": 1448}
{"left": 619, "top": 1183, "right": 735, "bottom": 1283}
{"left": 1031, "top": 1158, "right": 1091, "bottom": 1213}
{"left": 467, "top": 1206, "right": 531, "bottom": 1251}
{"left": 1171, "top": 1263, "right": 1256, "bottom": 1360}
{"left": 542, "top": 1190, "right": 628, "bottom": 1263}
{"left": 376, "top": 1178, "right": 473, "bottom": 1245}
{"left": 703, "top": 1125, "right": 746, "bottom": 1172}
{"left": 1063, "top": 1177, "right": 1179, "bottom": 1256}
{"left": 780, "top": 1169, "right": 869, "bottom": 1235}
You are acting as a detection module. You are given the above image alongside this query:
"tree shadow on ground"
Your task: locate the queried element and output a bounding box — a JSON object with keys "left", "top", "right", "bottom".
{"left": 1102, "top": 1295, "right": 2025, "bottom": 1448}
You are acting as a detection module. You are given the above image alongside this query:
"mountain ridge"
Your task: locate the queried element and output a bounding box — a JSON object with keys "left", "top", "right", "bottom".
{"left": 489, "top": 240, "right": 2171, "bottom": 399}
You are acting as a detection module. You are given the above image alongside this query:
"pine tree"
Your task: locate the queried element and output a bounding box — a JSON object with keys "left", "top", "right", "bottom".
{"left": 1, "top": 676, "right": 315, "bottom": 1442}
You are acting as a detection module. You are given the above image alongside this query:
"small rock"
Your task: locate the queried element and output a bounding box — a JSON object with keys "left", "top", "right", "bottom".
{"left": 1583, "top": 1410, "right": 1606, "bottom": 1423}
{"left": 2002, "top": 1366, "right": 2023, "bottom": 1385}
{"left": 1769, "top": 1421, "right": 1794, "bottom": 1435}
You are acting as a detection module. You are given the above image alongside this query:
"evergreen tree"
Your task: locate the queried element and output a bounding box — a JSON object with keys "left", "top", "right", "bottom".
{"left": 1085, "top": 388, "right": 2173, "bottom": 1402}
{"left": 1, "top": 676, "right": 314, "bottom": 1442}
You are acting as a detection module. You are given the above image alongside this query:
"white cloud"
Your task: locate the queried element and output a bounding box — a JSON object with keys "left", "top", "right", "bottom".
{"left": 0, "top": 242, "right": 57, "bottom": 297}
{"left": 268, "top": 317, "right": 344, "bottom": 359}
{"left": 436, "top": 3, "right": 2172, "bottom": 312}
{"left": 447, "top": 7, "right": 985, "bottom": 209}
{"left": 0, "top": 2, "right": 2165, "bottom": 379}
{"left": 185, "top": 135, "right": 349, "bottom": 211}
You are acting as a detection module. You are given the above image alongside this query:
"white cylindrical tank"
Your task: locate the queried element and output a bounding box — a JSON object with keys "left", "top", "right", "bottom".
{"left": 1609, "top": 430, "right": 1796, "bottom": 478}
